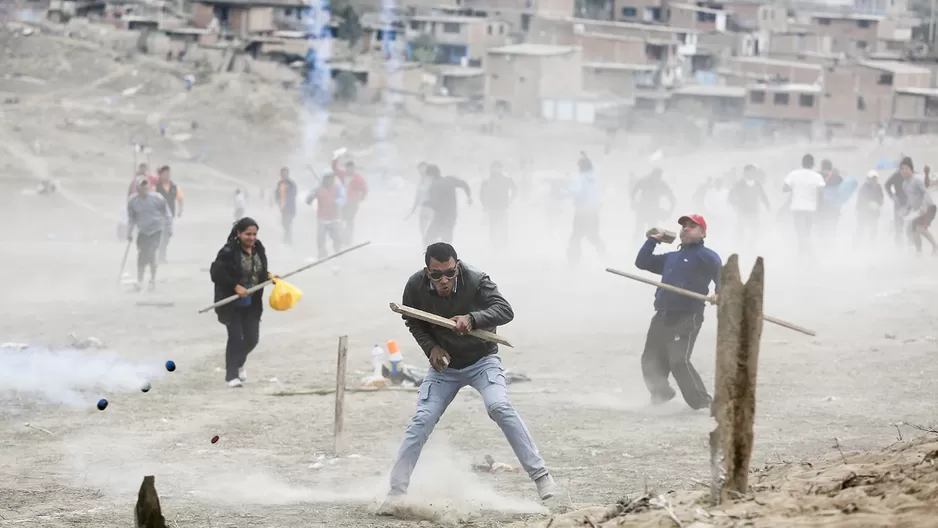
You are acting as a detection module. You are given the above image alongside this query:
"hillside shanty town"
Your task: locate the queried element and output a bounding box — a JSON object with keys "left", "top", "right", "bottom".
{"left": 9, "top": 0, "right": 938, "bottom": 139}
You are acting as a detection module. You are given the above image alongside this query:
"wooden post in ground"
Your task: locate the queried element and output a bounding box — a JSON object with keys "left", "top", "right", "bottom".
{"left": 333, "top": 335, "right": 349, "bottom": 457}
{"left": 134, "top": 475, "right": 167, "bottom": 528}
{"left": 710, "top": 255, "right": 765, "bottom": 503}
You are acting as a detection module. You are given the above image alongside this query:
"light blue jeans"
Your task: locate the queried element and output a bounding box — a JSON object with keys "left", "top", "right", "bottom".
{"left": 388, "top": 355, "right": 548, "bottom": 494}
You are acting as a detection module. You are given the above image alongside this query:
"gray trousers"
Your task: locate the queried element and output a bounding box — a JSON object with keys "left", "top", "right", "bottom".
{"left": 388, "top": 355, "right": 548, "bottom": 494}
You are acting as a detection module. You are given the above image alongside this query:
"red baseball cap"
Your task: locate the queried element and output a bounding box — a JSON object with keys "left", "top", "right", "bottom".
{"left": 678, "top": 214, "right": 707, "bottom": 231}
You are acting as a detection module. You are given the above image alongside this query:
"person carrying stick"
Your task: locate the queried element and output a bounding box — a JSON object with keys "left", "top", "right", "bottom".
{"left": 210, "top": 217, "right": 269, "bottom": 388}
{"left": 635, "top": 214, "right": 720, "bottom": 411}
{"left": 379, "top": 242, "right": 557, "bottom": 514}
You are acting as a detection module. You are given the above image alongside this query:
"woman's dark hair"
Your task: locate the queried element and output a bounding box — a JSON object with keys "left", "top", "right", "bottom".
{"left": 229, "top": 217, "right": 258, "bottom": 240}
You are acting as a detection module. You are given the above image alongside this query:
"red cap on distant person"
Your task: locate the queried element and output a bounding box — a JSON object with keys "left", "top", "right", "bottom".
{"left": 678, "top": 214, "right": 707, "bottom": 231}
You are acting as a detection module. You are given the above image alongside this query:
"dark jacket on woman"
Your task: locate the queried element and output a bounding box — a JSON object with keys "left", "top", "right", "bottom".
{"left": 210, "top": 238, "right": 268, "bottom": 325}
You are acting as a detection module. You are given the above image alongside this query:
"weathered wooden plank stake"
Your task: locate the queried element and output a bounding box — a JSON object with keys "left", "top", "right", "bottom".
{"left": 333, "top": 335, "right": 349, "bottom": 457}
{"left": 710, "top": 255, "right": 765, "bottom": 503}
{"left": 134, "top": 475, "right": 167, "bottom": 528}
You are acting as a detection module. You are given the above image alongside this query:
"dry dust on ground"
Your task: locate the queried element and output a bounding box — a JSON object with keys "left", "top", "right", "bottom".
{"left": 3, "top": 17, "right": 938, "bottom": 528}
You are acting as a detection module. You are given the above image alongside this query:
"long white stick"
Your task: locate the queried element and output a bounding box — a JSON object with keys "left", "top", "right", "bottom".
{"left": 198, "top": 241, "right": 371, "bottom": 313}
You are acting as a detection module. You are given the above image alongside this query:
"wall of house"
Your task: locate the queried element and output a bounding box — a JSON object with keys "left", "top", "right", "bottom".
{"left": 756, "top": 5, "right": 787, "bottom": 32}
{"left": 669, "top": 7, "right": 718, "bottom": 32}
{"left": 852, "top": 65, "right": 895, "bottom": 124}
{"left": 192, "top": 3, "right": 215, "bottom": 28}
{"left": 894, "top": 71, "right": 930, "bottom": 89}
{"left": 893, "top": 93, "right": 925, "bottom": 120}
{"left": 247, "top": 7, "right": 274, "bottom": 33}
{"left": 810, "top": 17, "right": 879, "bottom": 53}
{"left": 539, "top": 49, "right": 583, "bottom": 99}
{"left": 579, "top": 34, "right": 647, "bottom": 63}
{"left": 485, "top": 53, "right": 543, "bottom": 115}
{"left": 582, "top": 67, "right": 638, "bottom": 95}
{"left": 745, "top": 89, "right": 821, "bottom": 120}
{"left": 536, "top": 0, "right": 575, "bottom": 15}
{"left": 767, "top": 33, "right": 832, "bottom": 54}
{"left": 228, "top": 8, "right": 247, "bottom": 35}
{"left": 726, "top": 57, "right": 822, "bottom": 83}
{"left": 820, "top": 67, "right": 860, "bottom": 124}
{"left": 612, "top": 0, "right": 664, "bottom": 22}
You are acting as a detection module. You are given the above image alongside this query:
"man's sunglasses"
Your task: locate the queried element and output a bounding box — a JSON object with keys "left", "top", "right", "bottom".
{"left": 428, "top": 268, "right": 458, "bottom": 281}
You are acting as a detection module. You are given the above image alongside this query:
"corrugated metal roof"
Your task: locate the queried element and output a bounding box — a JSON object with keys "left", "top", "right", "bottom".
{"left": 896, "top": 87, "right": 938, "bottom": 97}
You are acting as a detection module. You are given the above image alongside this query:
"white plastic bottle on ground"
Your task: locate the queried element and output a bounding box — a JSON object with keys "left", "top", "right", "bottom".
{"left": 371, "top": 344, "right": 386, "bottom": 378}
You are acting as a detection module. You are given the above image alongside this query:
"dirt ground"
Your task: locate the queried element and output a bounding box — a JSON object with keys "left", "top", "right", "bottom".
{"left": 3, "top": 19, "right": 938, "bottom": 528}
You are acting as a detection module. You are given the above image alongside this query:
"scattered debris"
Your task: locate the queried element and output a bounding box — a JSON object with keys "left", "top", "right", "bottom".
{"left": 24, "top": 422, "right": 55, "bottom": 436}
{"left": 507, "top": 436, "right": 938, "bottom": 527}
{"left": 68, "top": 333, "right": 104, "bottom": 349}
{"left": 472, "top": 454, "right": 521, "bottom": 474}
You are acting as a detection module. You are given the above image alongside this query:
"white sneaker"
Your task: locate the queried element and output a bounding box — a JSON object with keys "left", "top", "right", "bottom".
{"left": 535, "top": 474, "right": 559, "bottom": 500}
{"left": 238, "top": 367, "right": 247, "bottom": 382}
{"left": 227, "top": 379, "right": 243, "bottom": 388}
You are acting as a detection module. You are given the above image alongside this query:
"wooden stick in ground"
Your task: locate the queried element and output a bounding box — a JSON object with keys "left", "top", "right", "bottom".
{"left": 712, "top": 255, "right": 767, "bottom": 503}
{"left": 604, "top": 267, "right": 816, "bottom": 336}
{"left": 389, "top": 302, "right": 514, "bottom": 348}
{"left": 710, "top": 255, "right": 744, "bottom": 504}
{"left": 198, "top": 241, "right": 371, "bottom": 313}
{"left": 333, "top": 335, "right": 348, "bottom": 457}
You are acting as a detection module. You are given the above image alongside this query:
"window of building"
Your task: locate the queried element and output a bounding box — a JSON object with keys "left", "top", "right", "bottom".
{"left": 749, "top": 90, "right": 765, "bottom": 104}
{"left": 817, "top": 17, "right": 831, "bottom": 25}
{"left": 409, "top": 21, "right": 421, "bottom": 31}
{"left": 878, "top": 73, "right": 893, "bottom": 85}
{"left": 857, "top": 40, "right": 867, "bottom": 49}
{"left": 487, "top": 24, "right": 493, "bottom": 35}
{"left": 857, "top": 19, "right": 870, "bottom": 28}
{"left": 774, "top": 92, "right": 790, "bottom": 105}
{"left": 799, "top": 94, "right": 815, "bottom": 107}
{"left": 622, "top": 7, "right": 637, "bottom": 16}
{"left": 857, "top": 95, "right": 866, "bottom": 110}
{"left": 443, "top": 22, "right": 461, "bottom": 34}
{"left": 499, "top": 24, "right": 504, "bottom": 34}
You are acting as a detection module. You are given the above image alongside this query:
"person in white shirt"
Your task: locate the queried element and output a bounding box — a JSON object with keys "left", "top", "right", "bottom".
{"left": 782, "top": 154, "right": 826, "bottom": 256}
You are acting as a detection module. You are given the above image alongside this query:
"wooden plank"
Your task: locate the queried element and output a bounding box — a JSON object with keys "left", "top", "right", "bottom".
{"left": 605, "top": 267, "right": 816, "bottom": 337}
{"left": 333, "top": 336, "right": 348, "bottom": 457}
{"left": 134, "top": 475, "right": 167, "bottom": 528}
{"left": 389, "top": 302, "right": 514, "bottom": 348}
{"left": 711, "top": 254, "right": 745, "bottom": 504}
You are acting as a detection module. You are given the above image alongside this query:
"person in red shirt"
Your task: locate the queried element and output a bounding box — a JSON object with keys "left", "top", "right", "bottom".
{"left": 332, "top": 157, "right": 368, "bottom": 244}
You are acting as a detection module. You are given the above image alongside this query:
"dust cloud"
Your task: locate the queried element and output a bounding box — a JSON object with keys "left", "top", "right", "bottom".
{"left": 0, "top": 346, "right": 164, "bottom": 408}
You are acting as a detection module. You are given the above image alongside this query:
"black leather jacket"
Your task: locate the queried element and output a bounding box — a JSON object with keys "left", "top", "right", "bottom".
{"left": 400, "top": 262, "right": 513, "bottom": 370}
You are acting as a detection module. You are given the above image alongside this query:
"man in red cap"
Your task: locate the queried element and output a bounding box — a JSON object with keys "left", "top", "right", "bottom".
{"left": 634, "top": 214, "right": 721, "bottom": 410}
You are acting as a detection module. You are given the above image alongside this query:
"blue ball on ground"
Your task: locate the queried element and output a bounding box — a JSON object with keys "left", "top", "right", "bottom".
{"left": 97, "top": 398, "right": 108, "bottom": 411}
{"left": 165, "top": 360, "right": 176, "bottom": 372}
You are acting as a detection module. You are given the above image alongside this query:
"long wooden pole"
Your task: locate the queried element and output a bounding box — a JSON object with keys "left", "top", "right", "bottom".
{"left": 198, "top": 241, "right": 371, "bottom": 313}
{"left": 605, "top": 267, "right": 816, "bottom": 336}
{"left": 389, "top": 302, "right": 514, "bottom": 347}
{"left": 333, "top": 335, "right": 348, "bottom": 457}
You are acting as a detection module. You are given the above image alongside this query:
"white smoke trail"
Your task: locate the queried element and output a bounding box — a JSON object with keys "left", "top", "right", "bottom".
{"left": 0, "top": 346, "right": 165, "bottom": 408}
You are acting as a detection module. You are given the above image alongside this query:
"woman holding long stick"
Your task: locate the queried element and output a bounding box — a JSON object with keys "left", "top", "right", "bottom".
{"left": 211, "top": 217, "right": 269, "bottom": 388}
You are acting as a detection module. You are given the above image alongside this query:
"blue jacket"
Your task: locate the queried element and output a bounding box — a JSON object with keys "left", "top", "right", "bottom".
{"left": 635, "top": 238, "right": 722, "bottom": 314}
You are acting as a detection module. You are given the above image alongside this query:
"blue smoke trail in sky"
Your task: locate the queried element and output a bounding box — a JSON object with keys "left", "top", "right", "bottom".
{"left": 372, "top": 0, "right": 400, "bottom": 187}
{"left": 301, "top": 0, "right": 334, "bottom": 173}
